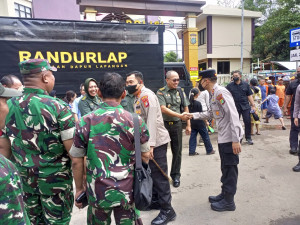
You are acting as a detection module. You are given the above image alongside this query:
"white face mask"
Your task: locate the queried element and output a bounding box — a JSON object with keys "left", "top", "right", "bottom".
{"left": 17, "top": 85, "right": 24, "bottom": 92}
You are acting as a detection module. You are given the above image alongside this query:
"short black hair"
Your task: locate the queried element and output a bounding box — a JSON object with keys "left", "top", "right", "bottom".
{"left": 126, "top": 71, "right": 144, "bottom": 82}
{"left": 270, "top": 88, "right": 276, "bottom": 94}
{"left": 99, "top": 72, "right": 125, "bottom": 99}
{"left": 0, "top": 74, "right": 20, "bottom": 88}
{"left": 232, "top": 70, "right": 241, "bottom": 76}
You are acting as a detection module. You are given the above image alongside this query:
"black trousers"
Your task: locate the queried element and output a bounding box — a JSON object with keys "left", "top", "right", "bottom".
{"left": 218, "top": 142, "right": 239, "bottom": 195}
{"left": 238, "top": 108, "right": 251, "bottom": 140}
{"left": 149, "top": 143, "right": 172, "bottom": 210}
{"left": 289, "top": 115, "right": 300, "bottom": 151}
{"left": 164, "top": 120, "right": 182, "bottom": 180}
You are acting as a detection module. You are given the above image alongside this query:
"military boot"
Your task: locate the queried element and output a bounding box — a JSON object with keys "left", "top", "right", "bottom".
{"left": 208, "top": 193, "right": 224, "bottom": 203}
{"left": 211, "top": 194, "right": 236, "bottom": 212}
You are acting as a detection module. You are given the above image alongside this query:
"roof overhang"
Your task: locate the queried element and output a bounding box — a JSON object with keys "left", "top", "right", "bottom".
{"left": 197, "top": 4, "right": 262, "bottom": 22}
{"left": 77, "top": 0, "right": 206, "bottom": 17}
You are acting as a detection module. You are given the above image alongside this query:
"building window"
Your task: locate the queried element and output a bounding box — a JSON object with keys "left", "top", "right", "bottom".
{"left": 198, "top": 62, "right": 207, "bottom": 71}
{"left": 217, "top": 61, "right": 230, "bottom": 74}
{"left": 15, "top": 3, "right": 32, "bottom": 18}
{"left": 198, "top": 28, "right": 206, "bottom": 46}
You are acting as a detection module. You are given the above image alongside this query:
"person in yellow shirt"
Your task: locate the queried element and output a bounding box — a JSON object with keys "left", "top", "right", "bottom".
{"left": 276, "top": 78, "right": 286, "bottom": 108}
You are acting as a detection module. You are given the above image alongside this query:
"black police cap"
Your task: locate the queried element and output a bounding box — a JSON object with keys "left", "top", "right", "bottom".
{"left": 197, "top": 69, "right": 217, "bottom": 81}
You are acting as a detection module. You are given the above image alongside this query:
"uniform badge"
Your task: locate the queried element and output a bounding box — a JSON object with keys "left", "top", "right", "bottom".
{"left": 157, "top": 91, "right": 163, "bottom": 95}
{"left": 216, "top": 111, "right": 220, "bottom": 116}
{"left": 167, "top": 104, "right": 171, "bottom": 108}
{"left": 216, "top": 94, "right": 225, "bottom": 105}
{"left": 141, "top": 96, "right": 149, "bottom": 108}
{"left": 136, "top": 109, "right": 141, "bottom": 114}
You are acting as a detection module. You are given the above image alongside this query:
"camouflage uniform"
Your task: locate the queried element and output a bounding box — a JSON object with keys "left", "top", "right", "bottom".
{"left": 70, "top": 101, "right": 150, "bottom": 225}
{"left": 0, "top": 154, "right": 30, "bottom": 225}
{"left": 4, "top": 59, "right": 75, "bottom": 224}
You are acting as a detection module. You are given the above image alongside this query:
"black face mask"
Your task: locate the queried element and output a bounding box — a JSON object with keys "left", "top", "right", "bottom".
{"left": 198, "top": 81, "right": 205, "bottom": 91}
{"left": 233, "top": 77, "right": 240, "bottom": 82}
{"left": 297, "top": 73, "right": 300, "bottom": 81}
{"left": 126, "top": 84, "right": 138, "bottom": 94}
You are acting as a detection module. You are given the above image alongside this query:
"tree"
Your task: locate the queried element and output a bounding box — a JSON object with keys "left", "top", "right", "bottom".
{"left": 164, "top": 51, "right": 179, "bottom": 62}
{"left": 217, "top": 0, "right": 240, "bottom": 8}
{"left": 251, "top": 0, "right": 300, "bottom": 61}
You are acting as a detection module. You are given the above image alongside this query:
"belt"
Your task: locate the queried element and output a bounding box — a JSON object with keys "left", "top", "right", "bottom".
{"left": 164, "top": 121, "right": 179, "bottom": 125}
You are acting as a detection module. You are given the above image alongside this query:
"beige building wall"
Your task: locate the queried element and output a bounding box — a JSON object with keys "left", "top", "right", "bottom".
{"left": 208, "top": 16, "right": 252, "bottom": 59}
{"left": 197, "top": 18, "right": 207, "bottom": 61}
{"left": 210, "top": 58, "right": 250, "bottom": 74}
{"left": 0, "top": 0, "right": 32, "bottom": 17}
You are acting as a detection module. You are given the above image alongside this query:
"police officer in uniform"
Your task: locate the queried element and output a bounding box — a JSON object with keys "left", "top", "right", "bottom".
{"left": 156, "top": 70, "right": 191, "bottom": 188}
{"left": 126, "top": 71, "right": 176, "bottom": 225}
{"left": 78, "top": 78, "right": 101, "bottom": 116}
{"left": 226, "top": 70, "right": 255, "bottom": 145}
{"left": 189, "top": 69, "right": 243, "bottom": 211}
{"left": 283, "top": 67, "right": 300, "bottom": 155}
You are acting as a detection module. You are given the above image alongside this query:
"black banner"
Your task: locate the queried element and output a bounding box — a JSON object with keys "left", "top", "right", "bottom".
{"left": 0, "top": 41, "right": 164, "bottom": 95}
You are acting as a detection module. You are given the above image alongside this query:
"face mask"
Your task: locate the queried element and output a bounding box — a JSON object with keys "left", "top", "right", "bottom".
{"left": 126, "top": 84, "right": 138, "bottom": 94}
{"left": 233, "top": 77, "right": 240, "bottom": 82}
{"left": 199, "top": 81, "right": 206, "bottom": 91}
{"left": 297, "top": 73, "right": 300, "bottom": 81}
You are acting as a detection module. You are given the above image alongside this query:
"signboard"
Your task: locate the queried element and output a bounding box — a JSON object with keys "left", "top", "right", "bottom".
{"left": 190, "top": 67, "right": 199, "bottom": 78}
{"left": 290, "top": 27, "right": 300, "bottom": 47}
{"left": 290, "top": 49, "right": 300, "bottom": 61}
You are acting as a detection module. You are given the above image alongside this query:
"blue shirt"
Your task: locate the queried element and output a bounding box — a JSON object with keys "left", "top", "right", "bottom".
{"left": 72, "top": 95, "right": 83, "bottom": 119}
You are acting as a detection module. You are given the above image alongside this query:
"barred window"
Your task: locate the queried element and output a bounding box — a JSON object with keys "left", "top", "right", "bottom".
{"left": 14, "top": 3, "right": 32, "bottom": 18}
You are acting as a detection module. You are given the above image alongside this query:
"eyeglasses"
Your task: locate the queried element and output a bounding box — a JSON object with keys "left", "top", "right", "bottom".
{"left": 171, "top": 79, "right": 180, "bottom": 82}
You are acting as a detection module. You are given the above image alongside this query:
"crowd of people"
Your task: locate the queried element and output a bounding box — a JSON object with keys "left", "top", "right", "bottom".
{"left": 0, "top": 57, "right": 300, "bottom": 225}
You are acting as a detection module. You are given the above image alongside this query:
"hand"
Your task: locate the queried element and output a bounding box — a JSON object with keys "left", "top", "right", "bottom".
{"left": 185, "top": 126, "right": 191, "bottom": 135}
{"left": 141, "top": 151, "right": 150, "bottom": 164}
{"left": 295, "top": 118, "right": 298, "bottom": 127}
{"left": 232, "top": 142, "right": 241, "bottom": 155}
{"left": 75, "top": 189, "right": 85, "bottom": 209}
{"left": 180, "top": 112, "right": 193, "bottom": 120}
{"left": 251, "top": 106, "right": 256, "bottom": 112}
{"left": 149, "top": 146, "right": 154, "bottom": 160}
{"left": 283, "top": 107, "right": 288, "bottom": 115}
{"left": 205, "top": 121, "right": 210, "bottom": 127}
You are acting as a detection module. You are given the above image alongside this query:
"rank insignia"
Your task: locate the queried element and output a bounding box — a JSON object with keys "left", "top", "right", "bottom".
{"left": 141, "top": 96, "right": 149, "bottom": 108}
{"left": 216, "top": 94, "right": 225, "bottom": 105}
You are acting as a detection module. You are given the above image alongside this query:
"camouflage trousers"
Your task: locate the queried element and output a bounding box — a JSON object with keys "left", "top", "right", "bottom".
{"left": 87, "top": 205, "right": 143, "bottom": 225}
{"left": 23, "top": 189, "right": 74, "bottom": 225}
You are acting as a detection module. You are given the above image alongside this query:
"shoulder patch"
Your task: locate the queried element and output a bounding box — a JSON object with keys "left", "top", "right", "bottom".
{"left": 216, "top": 94, "right": 225, "bottom": 105}
{"left": 157, "top": 91, "right": 164, "bottom": 95}
{"left": 141, "top": 95, "right": 149, "bottom": 108}
{"left": 82, "top": 96, "right": 86, "bottom": 100}
{"left": 159, "top": 87, "right": 165, "bottom": 91}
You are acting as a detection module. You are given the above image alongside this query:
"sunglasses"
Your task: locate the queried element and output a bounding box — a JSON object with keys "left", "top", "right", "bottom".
{"left": 171, "top": 79, "right": 180, "bottom": 82}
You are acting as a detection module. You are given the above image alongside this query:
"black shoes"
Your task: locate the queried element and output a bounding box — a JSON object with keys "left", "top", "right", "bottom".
{"left": 207, "top": 150, "right": 216, "bottom": 155}
{"left": 208, "top": 193, "right": 224, "bottom": 203}
{"left": 246, "top": 139, "right": 254, "bottom": 145}
{"left": 173, "top": 179, "right": 180, "bottom": 188}
{"left": 290, "top": 148, "right": 298, "bottom": 155}
{"left": 151, "top": 208, "right": 176, "bottom": 225}
{"left": 211, "top": 199, "right": 236, "bottom": 212}
{"left": 293, "top": 162, "right": 300, "bottom": 172}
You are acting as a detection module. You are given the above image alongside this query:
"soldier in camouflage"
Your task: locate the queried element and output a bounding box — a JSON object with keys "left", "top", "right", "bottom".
{"left": 78, "top": 78, "right": 101, "bottom": 116}
{"left": 0, "top": 83, "right": 30, "bottom": 224}
{"left": 70, "top": 72, "right": 151, "bottom": 225}
{"left": 2, "top": 59, "right": 75, "bottom": 224}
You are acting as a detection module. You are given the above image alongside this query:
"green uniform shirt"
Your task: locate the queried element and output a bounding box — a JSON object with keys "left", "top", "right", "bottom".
{"left": 0, "top": 154, "right": 30, "bottom": 225}
{"left": 5, "top": 88, "right": 75, "bottom": 195}
{"left": 156, "top": 85, "right": 189, "bottom": 121}
{"left": 121, "top": 93, "right": 135, "bottom": 113}
{"left": 70, "top": 101, "right": 150, "bottom": 209}
{"left": 78, "top": 94, "right": 101, "bottom": 116}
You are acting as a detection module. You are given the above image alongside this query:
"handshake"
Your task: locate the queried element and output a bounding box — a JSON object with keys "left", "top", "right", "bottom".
{"left": 180, "top": 112, "right": 193, "bottom": 121}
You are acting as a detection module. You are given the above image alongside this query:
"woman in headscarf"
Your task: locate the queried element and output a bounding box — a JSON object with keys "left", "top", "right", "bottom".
{"left": 78, "top": 78, "right": 101, "bottom": 116}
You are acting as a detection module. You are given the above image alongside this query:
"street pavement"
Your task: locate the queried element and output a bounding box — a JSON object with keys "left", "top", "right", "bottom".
{"left": 70, "top": 116, "right": 300, "bottom": 225}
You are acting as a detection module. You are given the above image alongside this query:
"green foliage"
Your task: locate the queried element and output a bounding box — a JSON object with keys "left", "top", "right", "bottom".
{"left": 248, "top": 0, "right": 300, "bottom": 61}
{"left": 164, "top": 51, "right": 179, "bottom": 62}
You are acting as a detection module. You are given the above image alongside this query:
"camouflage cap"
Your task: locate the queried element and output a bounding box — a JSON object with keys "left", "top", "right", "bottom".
{"left": 0, "top": 83, "right": 22, "bottom": 97}
{"left": 18, "top": 59, "right": 57, "bottom": 75}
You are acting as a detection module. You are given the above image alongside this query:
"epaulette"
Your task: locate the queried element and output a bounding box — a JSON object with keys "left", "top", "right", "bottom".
{"left": 82, "top": 96, "right": 87, "bottom": 100}
{"left": 159, "top": 87, "right": 165, "bottom": 91}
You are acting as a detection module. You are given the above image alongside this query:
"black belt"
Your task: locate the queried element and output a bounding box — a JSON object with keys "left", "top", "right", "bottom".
{"left": 164, "top": 121, "right": 180, "bottom": 125}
